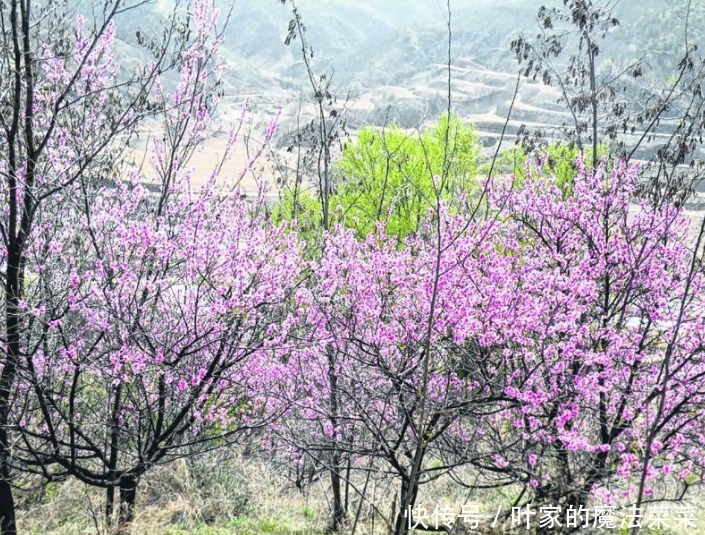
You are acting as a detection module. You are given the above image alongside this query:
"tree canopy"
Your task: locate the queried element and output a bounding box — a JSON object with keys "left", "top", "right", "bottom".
{"left": 274, "top": 112, "right": 481, "bottom": 240}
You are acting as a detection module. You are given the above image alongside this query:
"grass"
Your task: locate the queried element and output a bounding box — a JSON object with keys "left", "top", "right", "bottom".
{"left": 16, "top": 453, "right": 334, "bottom": 535}
{"left": 14, "top": 451, "right": 705, "bottom": 534}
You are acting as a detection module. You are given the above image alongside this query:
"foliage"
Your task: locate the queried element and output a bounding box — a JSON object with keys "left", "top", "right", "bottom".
{"left": 275, "top": 113, "right": 481, "bottom": 241}
{"left": 512, "top": 0, "right": 705, "bottom": 207}
{"left": 473, "top": 161, "right": 704, "bottom": 513}
{"left": 271, "top": 159, "right": 705, "bottom": 533}
{"left": 489, "top": 142, "right": 608, "bottom": 195}
{"left": 333, "top": 113, "right": 480, "bottom": 238}
{"left": 271, "top": 187, "right": 322, "bottom": 245}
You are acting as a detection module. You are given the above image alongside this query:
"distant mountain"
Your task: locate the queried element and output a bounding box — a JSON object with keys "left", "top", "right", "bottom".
{"left": 106, "top": 0, "right": 705, "bottom": 157}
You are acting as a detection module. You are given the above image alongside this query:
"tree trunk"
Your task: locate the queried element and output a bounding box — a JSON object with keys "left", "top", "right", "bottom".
{"left": 0, "top": 254, "right": 23, "bottom": 535}
{"left": 394, "top": 476, "right": 419, "bottom": 535}
{"left": 105, "top": 485, "right": 115, "bottom": 526}
{"left": 105, "top": 384, "right": 123, "bottom": 526}
{"left": 327, "top": 346, "right": 346, "bottom": 531}
{"left": 330, "top": 467, "right": 346, "bottom": 531}
{"left": 118, "top": 476, "right": 138, "bottom": 527}
{"left": 0, "top": 476, "right": 16, "bottom": 535}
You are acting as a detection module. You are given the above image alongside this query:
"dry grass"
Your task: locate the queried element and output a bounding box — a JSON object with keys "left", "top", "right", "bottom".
{"left": 14, "top": 450, "right": 705, "bottom": 534}
{"left": 16, "top": 452, "right": 332, "bottom": 534}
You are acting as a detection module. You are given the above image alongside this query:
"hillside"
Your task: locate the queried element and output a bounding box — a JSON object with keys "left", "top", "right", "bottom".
{"left": 106, "top": 0, "right": 705, "bottom": 183}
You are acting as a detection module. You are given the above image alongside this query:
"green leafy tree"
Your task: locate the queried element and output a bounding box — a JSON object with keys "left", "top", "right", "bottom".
{"left": 275, "top": 113, "right": 481, "bottom": 240}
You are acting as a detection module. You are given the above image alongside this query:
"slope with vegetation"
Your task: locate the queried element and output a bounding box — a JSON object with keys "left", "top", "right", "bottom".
{"left": 4, "top": 1, "right": 705, "bottom": 535}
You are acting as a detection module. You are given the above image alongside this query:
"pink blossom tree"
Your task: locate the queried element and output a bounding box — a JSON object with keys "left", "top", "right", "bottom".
{"left": 279, "top": 185, "right": 505, "bottom": 533}
{"left": 0, "top": 0, "right": 182, "bottom": 529}
{"left": 465, "top": 160, "right": 705, "bottom": 524}
{"left": 0, "top": 0, "right": 301, "bottom": 530}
